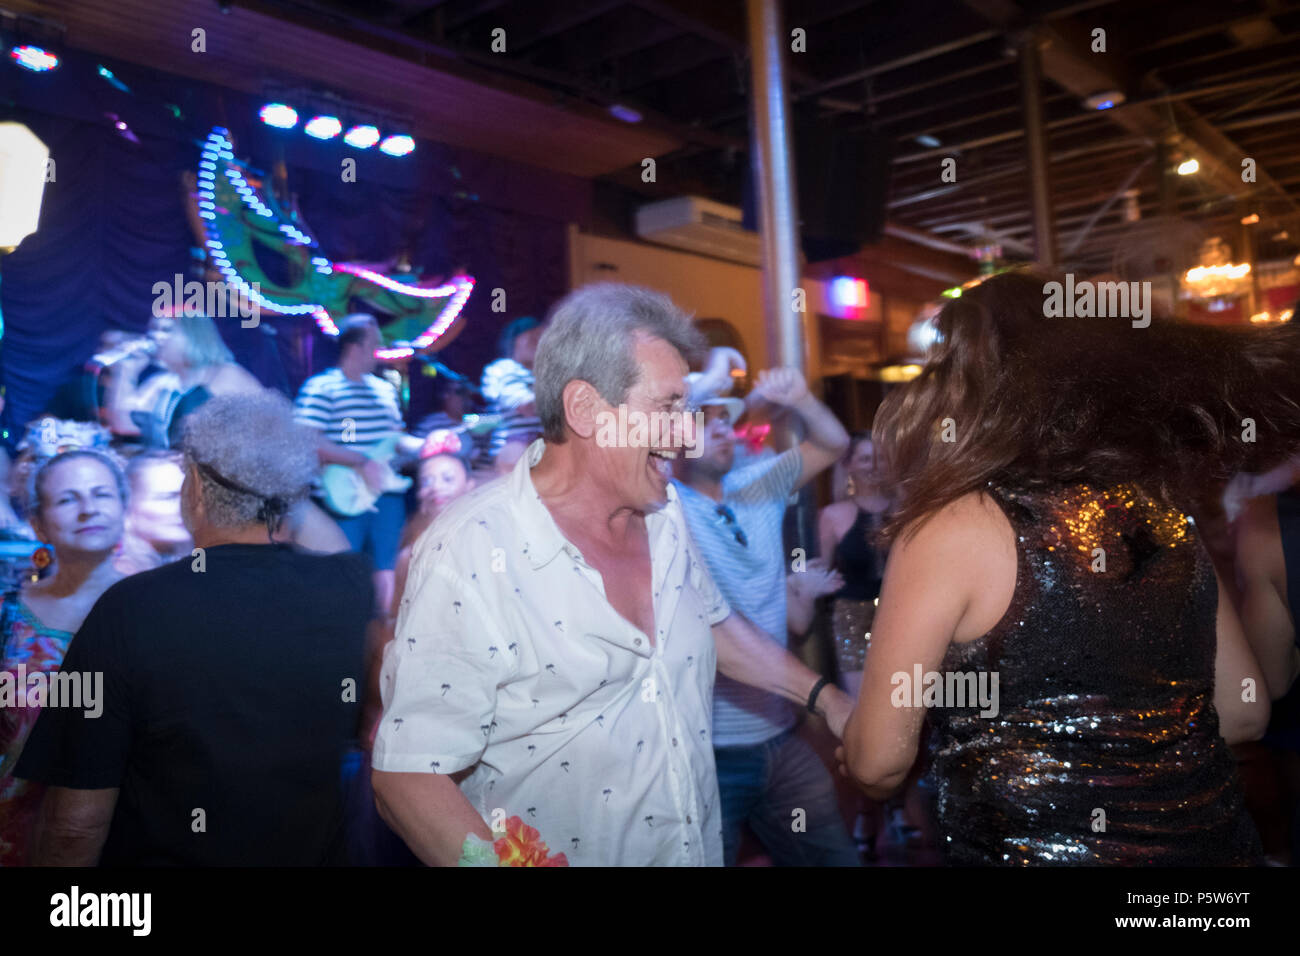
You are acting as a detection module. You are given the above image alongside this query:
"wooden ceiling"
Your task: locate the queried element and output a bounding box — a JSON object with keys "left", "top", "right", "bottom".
{"left": 5, "top": 0, "right": 682, "bottom": 178}
{"left": 12, "top": 0, "right": 1300, "bottom": 272}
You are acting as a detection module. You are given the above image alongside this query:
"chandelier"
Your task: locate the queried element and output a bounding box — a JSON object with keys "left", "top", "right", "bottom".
{"left": 1182, "top": 237, "right": 1252, "bottom": 301}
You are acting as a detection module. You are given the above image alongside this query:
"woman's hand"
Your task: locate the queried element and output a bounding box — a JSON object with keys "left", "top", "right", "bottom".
{"left": 789, "top": 558, "right": 843, "bottom": 600}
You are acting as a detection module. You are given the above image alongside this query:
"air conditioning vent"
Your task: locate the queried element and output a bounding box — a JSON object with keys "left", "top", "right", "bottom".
{"left": 635, "top": 196, "right": 761, "bottom": 267}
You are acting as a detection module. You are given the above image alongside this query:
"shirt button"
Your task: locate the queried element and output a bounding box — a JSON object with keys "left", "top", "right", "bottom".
{"left": 672, "top": 737, "right": 678, "bottom": 747}
{"left": 686, "top": 815, "right": 692, "bottom": 824}
{"left": 634, "top": 638, "right": 642, "bottom": 646}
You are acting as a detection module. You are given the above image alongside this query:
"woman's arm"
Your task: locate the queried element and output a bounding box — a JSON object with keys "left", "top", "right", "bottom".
{"left": 1213, "top": 563, "right": 1273, "bottom": 743}
{"left": 817, "top": 503, "right": 843, "bottom": 572}
{"left": 1234, "top": 495, "right": 1298, "bottom": 699}
{"left": 841, "top": 492, "right": 1015, "bottom": 799}
{"left": 100, "top": 357, "right": 155, "bottom": 436}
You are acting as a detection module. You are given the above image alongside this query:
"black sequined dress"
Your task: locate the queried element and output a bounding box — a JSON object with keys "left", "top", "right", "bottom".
{"left": 928, "top": 480, "right": 1263, "bottom": 865}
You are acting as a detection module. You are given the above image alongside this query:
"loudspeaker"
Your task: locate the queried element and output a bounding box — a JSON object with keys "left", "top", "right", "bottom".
{"left": 743, "top": 110, "right": 894, "bottom": 263}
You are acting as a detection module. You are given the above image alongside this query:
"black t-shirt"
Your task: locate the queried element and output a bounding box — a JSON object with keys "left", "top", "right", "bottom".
{"left": 15, "top": 543, "right": 373, "bottom": 866}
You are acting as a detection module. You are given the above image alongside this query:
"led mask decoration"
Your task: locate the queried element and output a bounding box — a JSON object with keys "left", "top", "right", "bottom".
{"left": 196, "top": 127, "right": 473, "bottom": 358}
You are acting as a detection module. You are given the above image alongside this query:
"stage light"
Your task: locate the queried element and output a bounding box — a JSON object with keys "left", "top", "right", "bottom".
{"left": 1177, "top": 158, "right": 1199, "bottom": 176}
{"left": 915, "top": 134, "right": 941, "bottom": 148}
{"left": 0, "top": 123, "right": 50, "bottom": 250}
{"left": 608, "top": 104, "right": 642, "bottom": 123}
{"left": 1241, "top": 213, "right": 1260, "bottom": 225}
{"left": 259, "top": 103, "right": 299, "bottom": 129}
{"left": 97, "top": 65, "right": 130, "bottom": 93}
{"left": 378, "top": 134, "right": 415, "bottom": 157}
{"left": 343, "top": 124, "right": 380, "bottom": 149}
{"left": 304, "top": 115, "right": 342, "bottom": 140}
{"left": 105, "top": 112, "right": 140, "bottom": 145}
{"left": 10, "top": 45, "right": 59, "bottom": 72}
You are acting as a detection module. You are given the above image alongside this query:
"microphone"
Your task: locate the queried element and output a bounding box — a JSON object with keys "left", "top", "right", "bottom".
{"left": 416, "top": 355, "right": 482, "bottom": 394}
{"left": 88, "top": 336, "right": 156, "bottom": 370}
{"left": 422, "top": 357, "right": 466, "bottom": 382}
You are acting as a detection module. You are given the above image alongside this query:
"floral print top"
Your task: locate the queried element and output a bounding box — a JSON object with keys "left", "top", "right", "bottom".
{"left": 0, "top": 591, "right": 74, "bottom": 866}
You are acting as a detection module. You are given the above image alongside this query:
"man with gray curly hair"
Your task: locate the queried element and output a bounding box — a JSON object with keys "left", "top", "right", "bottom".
{"left": 18, "top": 392, "right": 374, "bottom": 865}
{"left": 180, "top": 390, "right": 320, "bottom": 542}
{"left": 373, "top": 282, "right": 853, "bottom": 867}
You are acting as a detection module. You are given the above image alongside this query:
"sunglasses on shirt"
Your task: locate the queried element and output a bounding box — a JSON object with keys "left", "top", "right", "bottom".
{"left": 715, "top": 504, "right": 748, "bottom": 548}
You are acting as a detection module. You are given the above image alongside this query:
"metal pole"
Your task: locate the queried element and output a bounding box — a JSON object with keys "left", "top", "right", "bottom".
{"left": 746, "top": 0, "right": 815, "bottom": 555}
{"left": 1019, "top": 29, "right": 1057, "bottom": 268}
{"left": 746, "top": 0, "right": 804, "bottom": 373}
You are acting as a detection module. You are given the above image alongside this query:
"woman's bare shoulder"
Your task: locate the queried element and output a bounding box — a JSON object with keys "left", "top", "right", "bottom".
{"left": 210, "top": 363, "right": 262, "bottom": 395}
{"left": 819, "top": 499, "right": 857, "bottom": 533}
{"left": 897, "top": 490, "right": 1015, "bottom": 641}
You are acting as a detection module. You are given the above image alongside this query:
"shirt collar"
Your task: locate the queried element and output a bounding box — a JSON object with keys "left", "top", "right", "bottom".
{"left": 511, "top": 438, "right": 679, "bottom": 570}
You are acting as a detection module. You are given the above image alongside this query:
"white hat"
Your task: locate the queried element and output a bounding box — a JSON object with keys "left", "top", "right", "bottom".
{"left": 693, "top": 393, "right": 745, "bottom": 426}
{"left": 687, "top": 347, "right": 746, "bottom": 425}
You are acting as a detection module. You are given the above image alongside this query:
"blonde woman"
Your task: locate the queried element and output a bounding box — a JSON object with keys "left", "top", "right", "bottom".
{"left": 105, "top": 312, "right": 261, "bottom": 446}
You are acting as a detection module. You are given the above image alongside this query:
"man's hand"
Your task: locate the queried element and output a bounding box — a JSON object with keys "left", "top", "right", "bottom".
{"left": 818, "top": 685, "right": 854, "bottom": 740}
{"left": 751, "top": 367, "right": 810, "bottom": 408}
{"left": 360, "top": 458, "right": 387, "bottom": 494}
{"left": 749, "top": 367, "right": 848, "bottom": 490}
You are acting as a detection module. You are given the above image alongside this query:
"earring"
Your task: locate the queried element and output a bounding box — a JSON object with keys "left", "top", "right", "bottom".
{"left": 32, "top": 545, "right": 53, "bottom": 571}
{"left": 845, "top": 475, "right": 856, "bottom": 497}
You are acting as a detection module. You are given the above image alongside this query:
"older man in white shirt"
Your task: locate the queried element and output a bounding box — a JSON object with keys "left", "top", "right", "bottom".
{"left": 372, "top": 283, "right": 853, "bottom": 866}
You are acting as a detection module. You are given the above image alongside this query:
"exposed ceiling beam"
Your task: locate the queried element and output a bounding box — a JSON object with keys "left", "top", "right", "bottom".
{"left": 560, "top": 15, "right": 684, "bottom": 73}
{"left": 962, "top": 0, "right": 1299, "bottom": 214}
{"left": 509, "top": 0, "right": 625, "bottom": 54}
{"left": 1130, "top": 2, "right": 1298, "bottom": 54}
{"left": 444, "top": 0, "right": 512, "bottom": 32}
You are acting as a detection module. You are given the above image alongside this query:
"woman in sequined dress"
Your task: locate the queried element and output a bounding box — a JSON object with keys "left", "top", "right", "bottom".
{"left": 840, "top": 271, "right": 1300, "bottom": 865}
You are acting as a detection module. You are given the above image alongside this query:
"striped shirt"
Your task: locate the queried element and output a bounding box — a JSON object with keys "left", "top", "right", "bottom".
{"left": 481, "top": 358, "right": 535, "bottom": 413}
{"left": 293, "top": 367, "right": 404, "bottom": 447}
{"left": 674, "top": 447, "right": 803, "bottom": 747}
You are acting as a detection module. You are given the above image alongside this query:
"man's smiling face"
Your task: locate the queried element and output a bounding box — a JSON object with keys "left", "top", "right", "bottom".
{"left": 595, "top": 333, "right": 691, "bottom": 513}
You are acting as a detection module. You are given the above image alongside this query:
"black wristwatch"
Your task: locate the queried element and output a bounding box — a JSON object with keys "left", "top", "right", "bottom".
{"left": 807, "top": 676, "right": 832, "bottom": 715}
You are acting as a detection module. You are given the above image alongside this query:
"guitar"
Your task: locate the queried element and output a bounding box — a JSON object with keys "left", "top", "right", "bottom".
{"left": 320, "top": 416, "right": 507, "bottom": 516}
{"left": 320, "top": 435, "right": 413, "bottom": 517}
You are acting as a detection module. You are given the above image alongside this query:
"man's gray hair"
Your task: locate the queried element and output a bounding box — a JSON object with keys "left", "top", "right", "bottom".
{"left": 182, "top": 391, "right": 319, "bottom": 528}
{"left": 535, "top": 283, "right": 706, "bottom": 442}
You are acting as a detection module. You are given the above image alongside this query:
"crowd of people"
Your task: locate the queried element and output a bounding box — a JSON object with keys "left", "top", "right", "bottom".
{"left": 1, "top": 273, "right": 1298, "bottom": 867}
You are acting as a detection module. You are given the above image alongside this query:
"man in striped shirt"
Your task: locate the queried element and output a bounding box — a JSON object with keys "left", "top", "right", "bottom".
{"left": 675, "top": 367, "right": 858, "bottom": 866}
{"left": 294, "top": 314, "right": 417, "bottom": 612}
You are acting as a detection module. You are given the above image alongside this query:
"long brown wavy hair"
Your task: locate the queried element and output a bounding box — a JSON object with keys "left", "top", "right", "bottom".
{"left": 873, "top": 269, "right": 1300, "bottom": 540}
